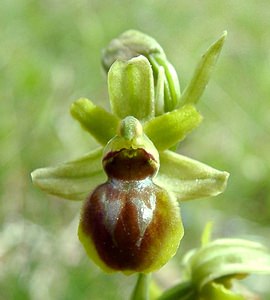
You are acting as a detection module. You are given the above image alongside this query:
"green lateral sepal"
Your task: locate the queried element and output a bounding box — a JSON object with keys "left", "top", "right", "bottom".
{"left": 155, "top": 150, "right": 229, "bottom": 201}
{"left": 31, "top": 147, "right": 105, "bottom": 201}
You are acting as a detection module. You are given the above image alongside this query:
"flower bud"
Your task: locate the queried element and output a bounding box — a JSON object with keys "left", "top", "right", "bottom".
{"left": 102, "top": 30, "right": 164, "bottom": 72}
{"left": 103, "top": 30, "right": 181, "bottom": 114}
{"left": 78, "top": 117, "right": 184, "bottom": 273}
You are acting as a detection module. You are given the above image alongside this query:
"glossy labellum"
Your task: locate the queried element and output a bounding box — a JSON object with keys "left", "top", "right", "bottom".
{"left": 78, "top": 116, "right": 184, "bottom": 273}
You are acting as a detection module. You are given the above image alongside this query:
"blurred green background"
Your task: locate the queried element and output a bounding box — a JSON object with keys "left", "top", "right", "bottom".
{"left": 1, "top": 0, "right": 270, "bottom": 299}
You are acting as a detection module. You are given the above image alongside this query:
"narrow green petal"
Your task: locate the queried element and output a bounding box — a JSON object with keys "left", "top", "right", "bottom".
{"left": 155, "top": 150, "right": 229, "bottom": 201}
{"left": 180, "top": 31, "right": 227, "bottom": 105}
{"left": 187, "top": 239, "right": 270, "bottom": 289}
{"left": 31, "top": 147, "right": 105, "bottom": 201}
{"left": 143, "top": 105, "right": 202, "bottom": 151}
{"left": 108, "top": 55, "right": 155, "bottom": 121}
{"left": 155, "top": 66, "right": 165, "bottom": 116}
{"left": 70, "top": 98, "right": 120, "bottom": 145}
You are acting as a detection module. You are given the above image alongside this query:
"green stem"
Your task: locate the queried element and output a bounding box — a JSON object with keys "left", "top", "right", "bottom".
{"left": 130, "top": 273, "right": 152, "bottom": 300}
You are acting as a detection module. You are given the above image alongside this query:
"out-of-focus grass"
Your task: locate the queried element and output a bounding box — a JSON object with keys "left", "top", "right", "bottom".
{"left": 1, "top": 1, "right": 270, "bottom": 299}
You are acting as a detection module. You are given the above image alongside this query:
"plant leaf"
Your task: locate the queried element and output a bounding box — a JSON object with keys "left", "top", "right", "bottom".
{"left": 155, "top": 150, "right": 229, "bottom": 201}
{"left": 143, "top": 105, "right": 202, "bottom": 151}
{"left": 70, "top": 98, "right": 120, "bottom": 145}
{"left": 200, "top": 282, "right": 244, "bottom": 300}
{"left": 157, "top": 281, "right": 195, "bottom": 300}
{"left": 31, "top": 147, "right": 106, "bottom": 201}
{"left": 186, "top": 238, "right": 270, "bottom": 289}
{"left": 180, "top": 31, "right": 227, "bottom": 105}
{"left": 108, "top": 55, "right": 155, "bottom": 121}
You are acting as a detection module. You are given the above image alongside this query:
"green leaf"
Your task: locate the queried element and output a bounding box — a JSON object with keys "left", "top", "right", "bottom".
{"left": 155, "top": 150, "right": 229, "bottom": 201}
{"left": 70, "top": 98, "right": 120, "bottom": 145}
{"left": 31, "top": 147, "right": 105, "bottom": 201}
{"left": 143, "top": 105, "right": 202, "bottom": 151}
{"left": 186, "top": 238, "right": 270, "bottom": 289}
{"left": 180, "top": 31, "right": 227, "bottom": 105}
{"left": 157, "top": 281, "right": 195, "bottom": 300}
{"left": 200, "top": 282, "right": 244, "bottom": 300}
{"left": 108, "top": 55, "right": 155, "bottom": 121}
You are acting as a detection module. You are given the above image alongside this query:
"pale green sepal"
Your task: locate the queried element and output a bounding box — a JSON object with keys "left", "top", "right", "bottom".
{"left": 180, "top": 31, "right": 227, "bottom": 105}
{"left": 108, "top": 55, "right": 155, "bottom": 121}
{"left": 186, "top": 238, "right": 270, "bottom": 289}
{"left": 70, "top": 98, "right": 120, "bottom": 145}
{"left": 31, "top": 147, "right": 106, "bottom": 201}
{"left": 143, "top": 105, "right": 202, "bottom": 151}
{"left": 155, "top": 150, "right": 229, "bottom": 201}
{"left": 149, "top": 54, "right": 181, "bottom": 112}
{"left": 201, "top": 282, "right": 244, "bottom": 300}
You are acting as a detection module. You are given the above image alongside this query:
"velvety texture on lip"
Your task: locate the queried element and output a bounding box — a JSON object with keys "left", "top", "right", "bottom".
{"left": 79, "top": 147, "right": 183, "bottom": 273}
{"left": 79, "top": 178, "right": 183, "bottom": 273}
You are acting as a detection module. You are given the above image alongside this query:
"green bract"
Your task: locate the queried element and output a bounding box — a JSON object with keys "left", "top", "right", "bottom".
{"left": 157, "top": 225, "right": 270, "bottom": 300}
{"left": 31, "top": 30, "right": 229, "bottom": 274}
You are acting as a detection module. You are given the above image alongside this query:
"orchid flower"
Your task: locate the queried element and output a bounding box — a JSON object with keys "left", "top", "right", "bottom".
{"left": 31, "top": 30, "right": 229, "bottom": 274}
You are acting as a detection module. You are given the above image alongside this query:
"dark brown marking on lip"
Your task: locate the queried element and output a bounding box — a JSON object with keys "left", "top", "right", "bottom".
{"left": 103, "top": 148, "right": 157, "bottom": 180}
{"left": 80, "top": 178, "right": 180, "bottom": 272}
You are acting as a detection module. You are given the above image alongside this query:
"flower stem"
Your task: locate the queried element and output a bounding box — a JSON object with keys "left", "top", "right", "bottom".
{"left": 130, "top": 273, "right": 152, "bottom": 300}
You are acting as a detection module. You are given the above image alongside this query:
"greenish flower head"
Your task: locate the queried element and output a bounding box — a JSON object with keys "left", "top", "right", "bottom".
{"left": 31, "top": 30, "right": 229, "bottom": 274}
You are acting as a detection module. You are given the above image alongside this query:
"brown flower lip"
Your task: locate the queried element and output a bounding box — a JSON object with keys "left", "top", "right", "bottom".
{"left": 102, "top": 147, "right": 158, "bottom": 181}
{"left": 80, "top": 178, "right": 179, "bottom": 273}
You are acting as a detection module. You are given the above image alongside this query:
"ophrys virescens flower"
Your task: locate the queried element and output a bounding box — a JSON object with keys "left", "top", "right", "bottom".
{"left": 31, "top": 30, "right": 229, "bottom": 274}
{"left": 79, "top": 116, "right": 183, "bottom": 273}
